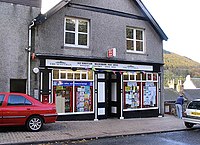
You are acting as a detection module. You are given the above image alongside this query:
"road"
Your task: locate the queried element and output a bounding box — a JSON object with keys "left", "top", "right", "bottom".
{"left": 34, "top": 129, "right": 200, "bottom": 145}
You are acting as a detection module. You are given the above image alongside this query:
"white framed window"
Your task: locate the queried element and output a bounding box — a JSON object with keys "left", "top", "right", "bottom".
{"left": 126, "top": 27, "right": 145, "bottom": 53}
{"left": 64, "top": 17, "right": 89, "bottom": 48}
{"left": 53, "top": 69, "right": 94, "bottom": 81}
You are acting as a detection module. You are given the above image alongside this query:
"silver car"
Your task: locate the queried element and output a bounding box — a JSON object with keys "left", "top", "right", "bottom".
{"left": 182, "top": 99, "right": 200, "bottom": 128}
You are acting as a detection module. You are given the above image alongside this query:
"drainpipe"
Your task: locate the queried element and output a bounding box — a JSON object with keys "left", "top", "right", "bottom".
{"left": 27, "top": 19, "right": 36, "bottom": 95}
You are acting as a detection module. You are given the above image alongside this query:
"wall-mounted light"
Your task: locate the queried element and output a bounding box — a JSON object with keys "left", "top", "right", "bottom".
{"left": 33, "top": 67, "right": 39, "bottom": 74}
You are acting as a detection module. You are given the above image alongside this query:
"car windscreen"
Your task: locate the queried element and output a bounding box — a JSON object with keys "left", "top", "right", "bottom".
{"left": 188, "top": 101, "right": 200, "bottom": 110}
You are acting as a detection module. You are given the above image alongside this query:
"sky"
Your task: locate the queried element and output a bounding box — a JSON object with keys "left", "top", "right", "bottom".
{"left": 42, "top": 0, "right": 200, "bottom": 63}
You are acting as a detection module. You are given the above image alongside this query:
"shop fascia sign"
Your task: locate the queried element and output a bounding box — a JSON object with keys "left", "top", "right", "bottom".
{"left": 46, "top": 59, "right": 153, "bottom": 71}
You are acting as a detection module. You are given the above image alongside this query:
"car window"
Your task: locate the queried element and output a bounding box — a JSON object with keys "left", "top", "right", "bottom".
{"left": 7, "top": 95, "right": 32, "bottom": 106}
{"left": 188, "top": 101, "right": 200, "bottom": 110}
{"left": 0, "top": 94, "right": 5, "bottom": 106}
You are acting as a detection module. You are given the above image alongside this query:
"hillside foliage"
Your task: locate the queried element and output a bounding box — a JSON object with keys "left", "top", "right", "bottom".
{"left": 164, "top": 50, "right": 200, "bottom": 86}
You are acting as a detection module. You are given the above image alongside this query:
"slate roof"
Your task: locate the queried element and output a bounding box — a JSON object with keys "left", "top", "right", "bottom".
{"left": 164, "top": 88, "right": 179, "bottom": 102}
{"left": 184, "top": 89, "right": 200, "bottom": 101}
{"left": 191, "top": 78, "right": 200, "bottom": 88}
{"left": 35, "top": 0, "right": 167, "bottom": 41}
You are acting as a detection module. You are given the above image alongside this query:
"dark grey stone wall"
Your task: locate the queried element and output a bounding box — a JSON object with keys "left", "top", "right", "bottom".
{"left": 0, "top": 2, "right": 40, "bottom": 92}
{"left": 0, "top": 0, "right": 41, "bottom": 8}
{"left": 35, "top": 0, "right": 163, "bottom": 64}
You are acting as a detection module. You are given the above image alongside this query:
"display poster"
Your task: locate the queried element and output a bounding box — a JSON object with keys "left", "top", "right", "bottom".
{"left": 143, "top": 82, "right": 156, "bottom": 106}
{"left": 53, "top": 81, "right": 73, "bottom": 113}
{"left": 124, "top": 82, "right": 140, "bottom": 109}
{"left": 75, "top": 81, "right": 93, "bottom": 112}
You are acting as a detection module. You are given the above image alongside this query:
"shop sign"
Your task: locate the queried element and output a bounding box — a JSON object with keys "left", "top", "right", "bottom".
{"left": 75, "top": 82, "right": 93, "bottom": 86}
{"left": 107, "top": 48, "right": 116, "bottom": 58}
{"left": 53, "top": 81, "right": 93, "bottom": 87}
{"left": 46, "top": 59, "right": 153, "bottom": 71}
{"left": 53, "top": 81, "right": 73, "bottom": 86}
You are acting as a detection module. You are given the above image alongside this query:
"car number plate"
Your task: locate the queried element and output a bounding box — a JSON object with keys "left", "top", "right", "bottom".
{"left": 191, "top": 112, "right": 200, "bottom": 116}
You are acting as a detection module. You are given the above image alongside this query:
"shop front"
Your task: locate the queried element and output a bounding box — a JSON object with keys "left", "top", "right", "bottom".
{"left": 37, "top": 58, "right": 161, "bottom": 121}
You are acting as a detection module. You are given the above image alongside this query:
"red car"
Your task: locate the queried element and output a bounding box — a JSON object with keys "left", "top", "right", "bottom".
{"left": 0, "top": 92, "right": 57, "bottom": 131}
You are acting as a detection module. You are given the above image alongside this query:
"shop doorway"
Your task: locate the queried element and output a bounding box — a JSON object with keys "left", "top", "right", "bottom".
{"left": 106, "top": 72, "right": 121, "bottom": 118}
{"left": 10, "top": 79, "right": 26, "bottom": 93}
{"left": 96, "top": 72, "right": 122, "bottom": 119}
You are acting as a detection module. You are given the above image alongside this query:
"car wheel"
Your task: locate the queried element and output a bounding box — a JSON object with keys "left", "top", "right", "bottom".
{"left": 184, "top": 122, "right": 194, "bottom": 128}
{"left": 26, "top": 116, "right": 43, "bottom": 131}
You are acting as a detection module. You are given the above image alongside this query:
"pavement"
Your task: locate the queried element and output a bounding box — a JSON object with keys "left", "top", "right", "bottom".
{"left": 0, "top": 114, "right": 190, "bottom": 145}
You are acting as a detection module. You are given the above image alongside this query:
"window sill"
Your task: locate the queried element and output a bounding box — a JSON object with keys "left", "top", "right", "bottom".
{"left": 64, "top": 44, "right": 89, "bottom": 49}
{"left": 126, "top": 50, "right": 145, "bottom": 55}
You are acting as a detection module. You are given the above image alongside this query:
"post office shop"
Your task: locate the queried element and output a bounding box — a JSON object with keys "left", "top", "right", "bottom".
{"left": 37, "top": 56, "right": 162, "bottom": 121}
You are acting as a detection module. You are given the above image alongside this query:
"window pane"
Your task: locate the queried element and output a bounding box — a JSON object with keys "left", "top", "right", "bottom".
{"left": 124, "top": 82, "right": 140, "bottom": 109}
{"left": 88, "top": 71, "right": 93, "bottom": 80}
{"left": 126, "top": 28, "right": 133, "bottom": 39}
{"left": 153, "top": 73, "right": 158, "bottom": 81}
{"left": 82, "top": 73, "right": 86, "bottom": 79}
{"left": 78, "top": 34, "right": 87, "bottom": 46}
{"left": 53, "top": 70, "right": 59, "bottom": 79}
{"left": 130, "top": 74, "right": 134, "bottom": 80}
{"left": 8, "top": 95, "right": 26, "bottom": 106}
{"left": 0, "top": 94, "right": 5, "bottom": 106}
{"left": 188, "top": 101, "right": 199, "bottom": 109}
{"left": 78, "top": 20, "right": 88, "bottom": 33}
{"left": 142, "top": 73, "right": 146, "bottom": 80}
{"left": 123, "top": 73, "right": 129, "bottom": 80}
{"left": 127, "top": 40, "right": 134, "bottom": 50}
{"left": 136, "top": 41, "right": 143, "bottom": 51}
{"left": 66, "top": 18, "right": 75, "bottom": 31}
{"left": 53, "top": 84, "right": 73, "bottom": 113}
{"left": 61, "top": 73, "right": 66, "bottom": 79}
{"left": 75, "top": 73, "right": 80, "bottom": 79}
{"left": 136, "top": 30, "right": 143, "bottom": 40}
{"left": 147, "top": 74, "right": 152, "bottom": 80}
{"left": 25, "top": 99, "right": 32, "bottom": 105}
{"left": 136, "top": 73, "right": 141, "bottom": 80}
{"left": 143, "top": 82, "right": 157, "bottom": 107}
{"left": 75, "top": 82, "right": 93, "bottom": 112}
{"left": 67, "top": 73, "right": 73, "bottom": 79}
{"left": 65, "top": 32, "right": 75, "bottom": 44}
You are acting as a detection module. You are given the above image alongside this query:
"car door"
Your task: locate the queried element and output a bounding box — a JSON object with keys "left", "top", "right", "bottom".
{"left": 0, "top": 94, "right": 5, "bottom": 124}
{"left": 2, "top": 94, "right": 34, "bottom": 125}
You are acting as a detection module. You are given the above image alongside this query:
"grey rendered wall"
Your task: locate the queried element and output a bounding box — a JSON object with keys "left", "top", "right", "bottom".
{"left": 35, "top": 0, "right": 163, "bottom": 64}
{"left": 0, "top": 0, "right": 41, "bottom": 8}
{"left": 0, "top": 2, "right": 40, "bottom": 92}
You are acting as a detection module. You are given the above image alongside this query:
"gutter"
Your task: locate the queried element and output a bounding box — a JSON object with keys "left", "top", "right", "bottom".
{"left": 27, "top": 19, "right": 36, "bottom": 95}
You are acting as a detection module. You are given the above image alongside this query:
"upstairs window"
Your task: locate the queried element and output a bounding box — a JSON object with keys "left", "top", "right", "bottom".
{"left": 126, "top": 27, "right": 144, "bottom": 53}
{"left": 65, "top": 17, "right": 89, "bottom": 48}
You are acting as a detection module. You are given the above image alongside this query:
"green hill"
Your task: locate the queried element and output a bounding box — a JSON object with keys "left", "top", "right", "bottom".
{"left": 164, "top": 50, "right": 200, "bottom": 86}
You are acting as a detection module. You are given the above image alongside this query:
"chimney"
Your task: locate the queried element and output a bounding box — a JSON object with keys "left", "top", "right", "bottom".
{"left": 0, "top": 0, "right": 41, "bottom": 8}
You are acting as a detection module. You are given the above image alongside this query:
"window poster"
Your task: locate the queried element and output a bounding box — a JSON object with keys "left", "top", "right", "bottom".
{"left": 124, "top": 82, "right": 140, "bottom": 109}
{"left": 53, "top": 81, "right": 73, "bottom": 113}
{"left": 143, "top": 82, "right": 157, "bottom": 107}
{"left": 75, "top": 82, "right": 93, "bottom": 112}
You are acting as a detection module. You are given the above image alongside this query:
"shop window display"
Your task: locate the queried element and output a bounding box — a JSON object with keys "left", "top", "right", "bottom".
{"left": 53, "top": 81, "right": 73, "bottom": 113}
{"left": 143, "top": 82, "right": 157, "bottom": 107}
{"left": 124, "top": 82, "right": 141, "bottom": 109}
{"left": 123, "top": 72, "right": 158, "bottom": 110}
{"left": 52, "top": 69, "right": 94, "bottom": 114}
{"left": 75, "top": 82, "right": 93, "bottom": 112}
